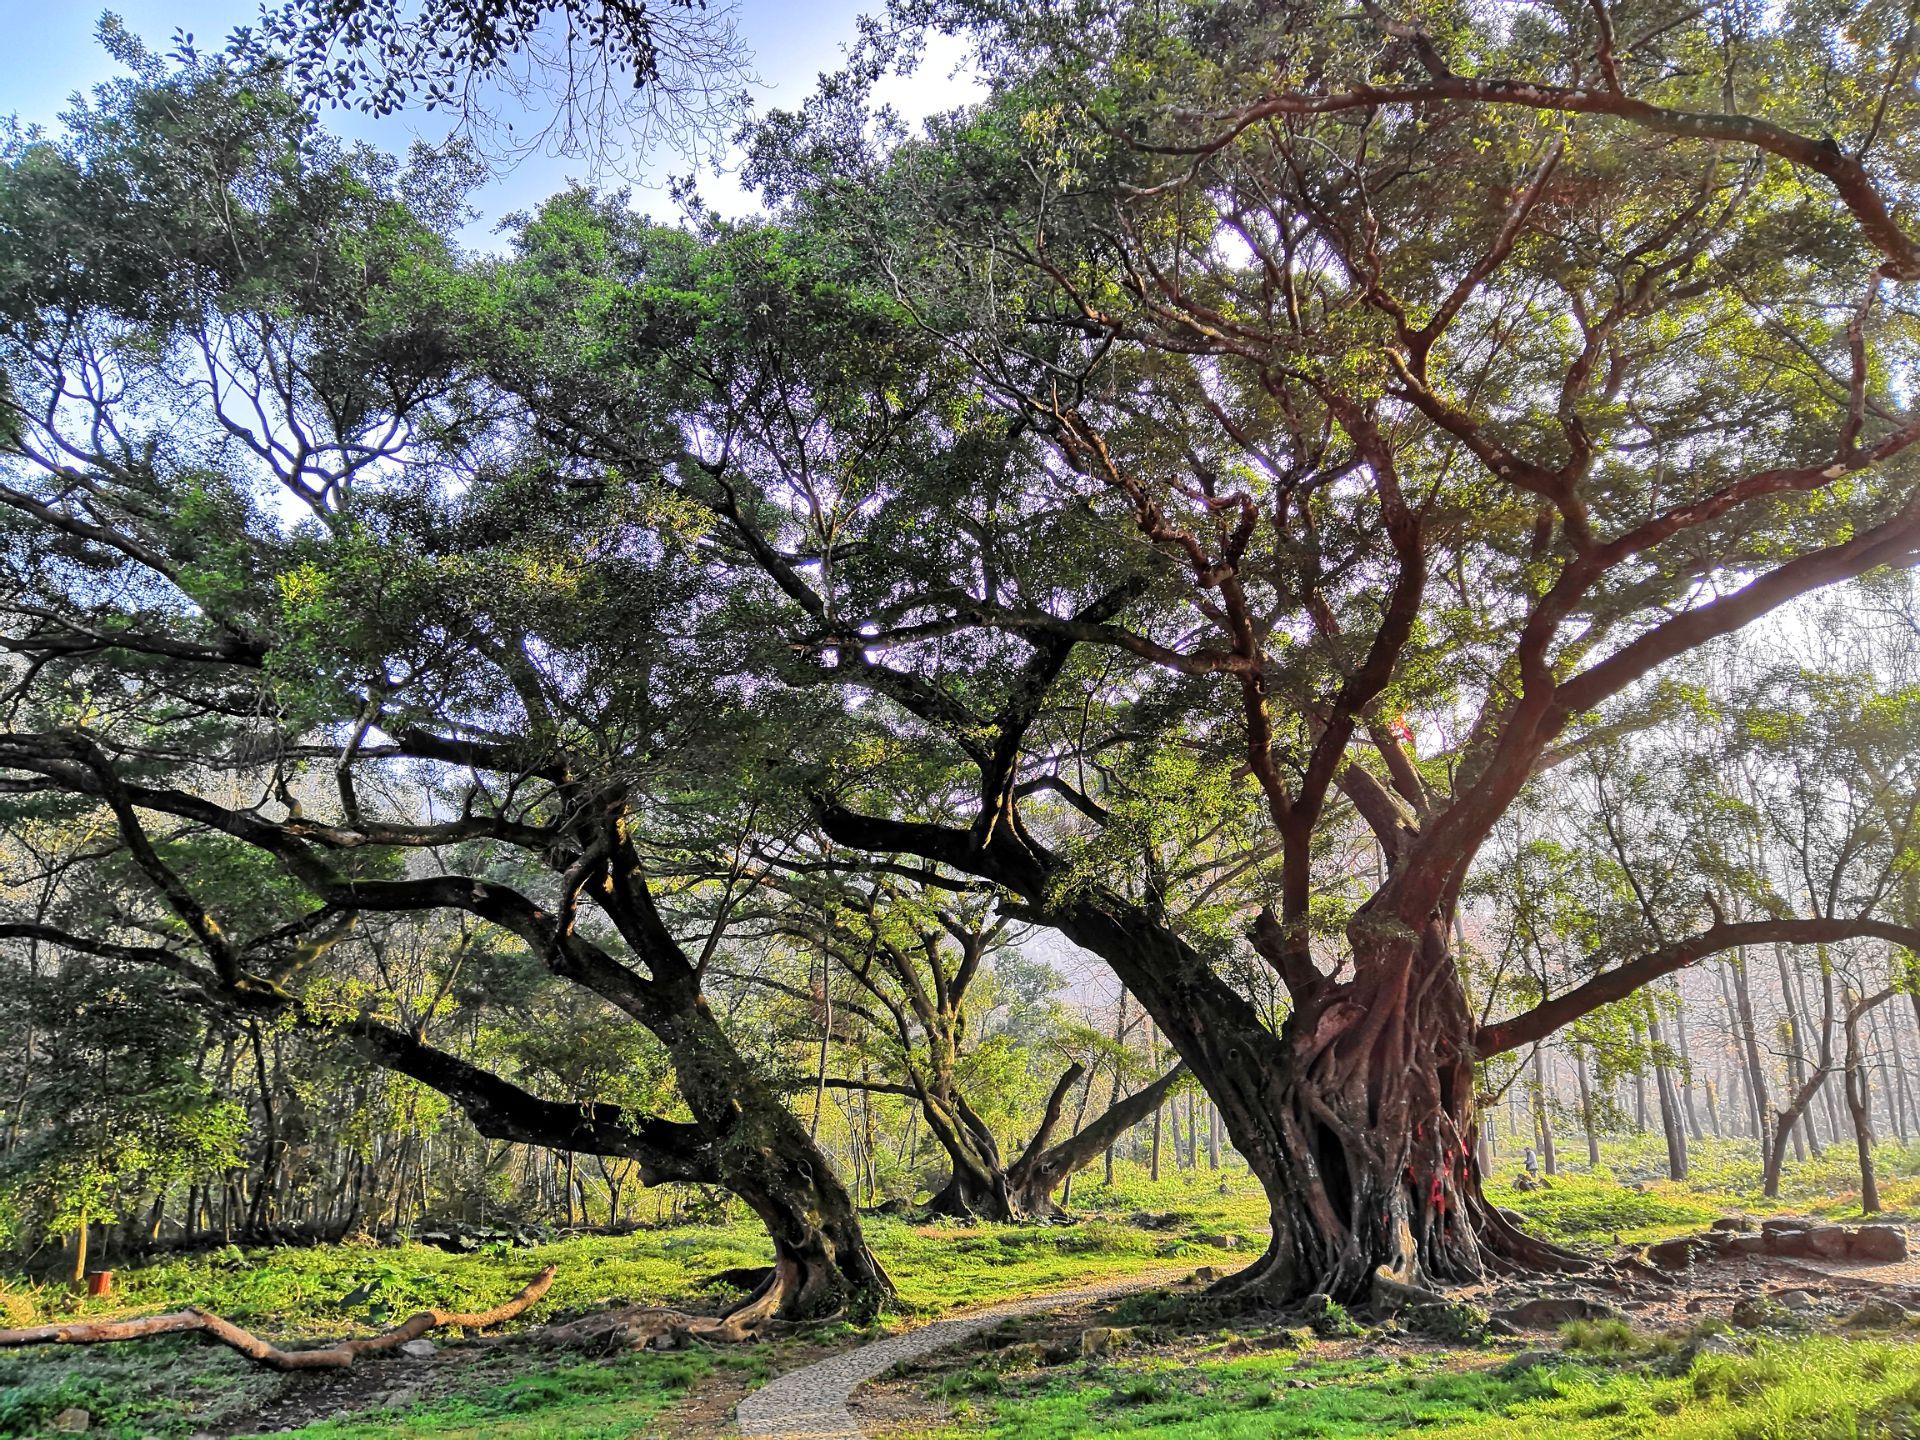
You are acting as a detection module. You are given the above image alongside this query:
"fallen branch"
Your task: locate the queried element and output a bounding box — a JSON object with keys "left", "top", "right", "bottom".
{"left": 0, "top": 1264, "right": 556, "bottom": 1371}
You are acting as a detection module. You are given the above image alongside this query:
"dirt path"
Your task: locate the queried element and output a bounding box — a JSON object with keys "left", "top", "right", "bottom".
{"left": 733, "top": 1269, "right": 1188, "bottom": 1440}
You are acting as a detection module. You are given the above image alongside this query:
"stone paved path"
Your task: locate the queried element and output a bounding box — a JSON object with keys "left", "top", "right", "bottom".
{"left": 734, "top": 1270, "right": 1186, "bottom": 1440}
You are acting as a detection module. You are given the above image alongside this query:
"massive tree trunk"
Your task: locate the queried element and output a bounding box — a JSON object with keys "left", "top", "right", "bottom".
{"left": 656, "top": 1001, "right": 893, "bottom": 1331}
{"left": 352, "top": 1000, "right": 894, "bottom": 1332}
{"left": 920, "top": 1084, "right": 1015, "bottom": 1220}
{"left": 1041, "top": 894, "right": 1579, "bottom": 1304}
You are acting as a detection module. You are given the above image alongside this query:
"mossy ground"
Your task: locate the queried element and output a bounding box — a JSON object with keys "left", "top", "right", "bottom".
{"left": 885, "top": 1334, "right": 1920, "bottom": 1439}
{"left": 0, "top": 1166, "right": 1263, "bottom": 1438}
{"left": 7, "top": 1143, "right": 1920, "bottom": 1438}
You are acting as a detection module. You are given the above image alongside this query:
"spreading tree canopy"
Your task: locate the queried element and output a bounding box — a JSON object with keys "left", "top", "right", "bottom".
{"left": 11, "top": 0, "right": 1920, "bottom": 1315}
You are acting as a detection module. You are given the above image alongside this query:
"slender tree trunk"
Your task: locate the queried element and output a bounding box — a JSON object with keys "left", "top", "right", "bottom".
{"left": 1774, "top": 945, "right": 1819, "bottom": 1158}
{"left": 1765, "top": 955, "right": 1838, "bottom": 1197}
{"left": 1729, "top": 952, "right": 1772, "bottom": 1146}
{"left": 1647, "top": 1008, "right": 1688, "bottom": 1180}
{"left": 1103, "top": 992, "right": 1128, "bottom": 1185}
{"left": 1868, "top": 1003, "right": 1909, "bottom": 1143}
{"left": 1845, "top": 993, "right": 1887, "bottom": 1215}
{"left": 1573, "top": 1042, "right": 1601, "bottom": 1169}
{"left": 1670, "top": 995, "right": 1706, "bottom": 1143}
{"left": 1530, "top": 1049, "right": 1558, "bottom": 1177}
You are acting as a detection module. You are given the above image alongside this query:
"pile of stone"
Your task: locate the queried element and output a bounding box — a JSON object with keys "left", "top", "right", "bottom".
{"left": 1645, "top": 1216, "right": 1909, "bottom": 1270}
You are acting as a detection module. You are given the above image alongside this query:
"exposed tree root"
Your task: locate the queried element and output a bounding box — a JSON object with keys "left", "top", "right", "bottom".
{"left": 0, "top": 1266, "right": 556, "bottom": 1370}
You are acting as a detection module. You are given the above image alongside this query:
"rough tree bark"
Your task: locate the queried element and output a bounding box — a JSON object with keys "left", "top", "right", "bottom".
{"left": 0, "top": 1266, "right": 556, "bottom": 1368}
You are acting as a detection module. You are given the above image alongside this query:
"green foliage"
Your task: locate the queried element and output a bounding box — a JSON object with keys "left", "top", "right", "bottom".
{"left": 0, "top": 967, "right": 245, "bottom": 1246}
{"left": 1558, "top": 1318, "right": 1639, "bottom": 1355}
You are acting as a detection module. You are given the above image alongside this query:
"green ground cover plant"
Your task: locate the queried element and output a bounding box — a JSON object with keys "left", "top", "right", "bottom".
{"left": 906, "top": 1336, "right": 1920, "bottom": 1440}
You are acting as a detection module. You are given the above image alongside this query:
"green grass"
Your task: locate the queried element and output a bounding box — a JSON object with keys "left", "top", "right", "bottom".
{"left": 0, "top": 1164, "right": 1268, "bottom": 1335}
{"left": 1483, "top": 1172, "right": 1724, "bottom": 1244}
{"left": 0, "top": 1164, "right": 1265, "bottom": 1438}
{"left": 250, "top": 1349, "right": 750, "bottom": 1440}
{"left": 11, "top": 1143, "right": 1920, "bottom": 1440}
{"left": 907, "top": 1337, "right": 1920, "bottom": 1439}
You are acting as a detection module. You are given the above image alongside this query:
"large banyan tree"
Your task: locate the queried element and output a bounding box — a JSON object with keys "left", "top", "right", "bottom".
{"left": 521, "top": 0, "right": 1920, "bottom": 1301}
{"left": 763, "top": 0, "right": 1920, "bottom": 1299}
{"left": 0, "top": 56, "right": 891, "bottom": 1327}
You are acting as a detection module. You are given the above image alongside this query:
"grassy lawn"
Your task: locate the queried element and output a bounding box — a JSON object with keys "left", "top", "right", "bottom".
{"left": 901, "top": 1334, "right": 1920, "bottom": 1439}
{"left": 7, "top": 1144, "right": 1920, "bottom": 1439}
{"left": 0, "top": 1166, "right": 1265, "bottom": 1438}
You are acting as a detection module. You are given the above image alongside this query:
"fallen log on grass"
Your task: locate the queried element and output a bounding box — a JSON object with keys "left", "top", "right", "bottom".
{"left": 0, "top": 1264, "right": 556, "bottom": 1371}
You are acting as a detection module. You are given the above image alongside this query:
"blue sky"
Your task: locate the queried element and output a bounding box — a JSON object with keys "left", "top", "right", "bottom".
{"left": 0, "top": 1, "right": 979, "bottom": 240}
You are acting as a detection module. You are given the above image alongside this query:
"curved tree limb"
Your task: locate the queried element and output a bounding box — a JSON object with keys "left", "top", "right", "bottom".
{"left": 345, "top": 1021, "right": 719, "bottom": 1185}
{"left": 1477, "top": 916, "right": 1920, "bottom": 1057}
{"left": 0, "top": 1266, "right": 556, "bottom": 1371}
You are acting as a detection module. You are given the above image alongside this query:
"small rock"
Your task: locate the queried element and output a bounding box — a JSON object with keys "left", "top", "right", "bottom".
{"left": 1492, "top": 1296, "right": 1627, "bottom": 1329}
{"left": 1727, "top": 1235, "right": 1768, "bottom": 1256}
{"left": 1080, "top": 1325, "right": 1134, "bottom": 1358}
{"left": 1191, "top": 1233, "right": 1242, "bottom": 1250}
{"left": 1731, "top": 1296, "right": 1788, "bottom": 1330}
{"left": 1191, "top": 1266, "right": 1224, "bottom": 1285}
{"left": 1692, "top": 1332, "right": 1748, "bottom": 1358}
{"left": 1712, "top": 1217, "right": 1755, "bottom": 1233}
{"left": 1849, "top": 1225, "right": 1910, "bottom": 1262}
{"left": 398, "top": 1338, "right": 437, "bottom": 1359}
{"left": 1646, "top": 1236, "right": 1705, "bottom": 1270}
{"left": 1126, "top": 1211, "right": 1182, "bottom": 1230}
{"left": 1774, "top": 1289, "right": 1817, "bottom": 1311}
{"left": 1845, "top": 1296, "right": 1910, "bottom": 1327}
{"left": 1496, "top": 1350, "right": 1560, "bottom": 1377}
{"left": 50, "top": 1409, "right": 89, "bottom": 1434}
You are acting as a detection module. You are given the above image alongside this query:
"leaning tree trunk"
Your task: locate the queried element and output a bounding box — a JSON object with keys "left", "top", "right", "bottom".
{"left": 921, "top": 1061, "right": 1189, "bottom": 1221}
{"left": 1004, "top": 1061, "right": 1187, "bottom": 1218}
{"left": 920, "top": 1087, "right": 1016, "bottom": 1221}
{"left": 658, "top": 1001, "right": 894, "bottom": 1332}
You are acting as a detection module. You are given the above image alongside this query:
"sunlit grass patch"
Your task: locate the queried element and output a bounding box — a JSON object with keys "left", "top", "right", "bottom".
{"left": 900, "top": 1336, "right": 1920, "bottom": 1439}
